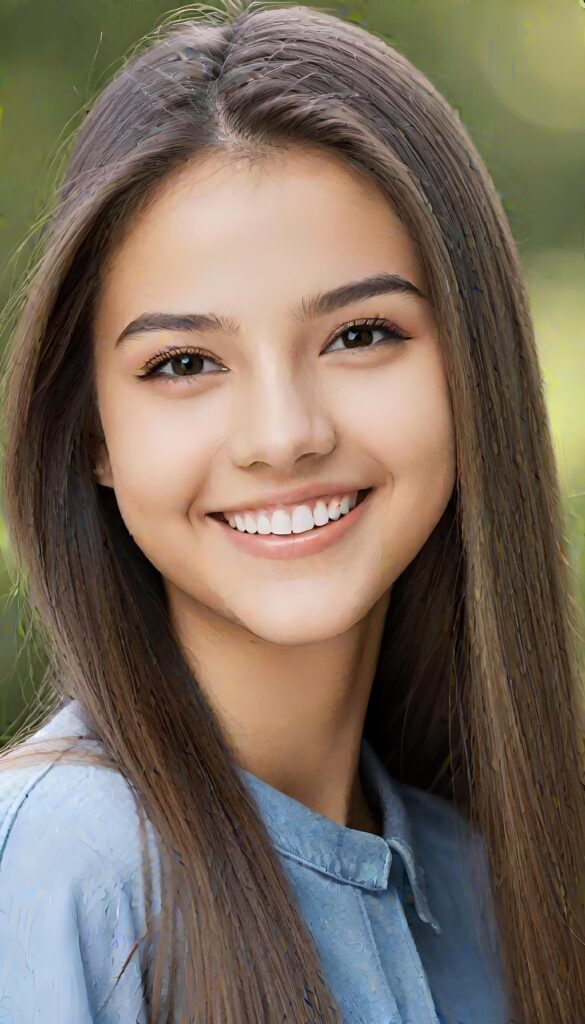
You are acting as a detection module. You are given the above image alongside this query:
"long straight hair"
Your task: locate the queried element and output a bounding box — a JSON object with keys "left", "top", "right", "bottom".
{"left": 1, "top": 2, "right": 584, "bottom": 1021}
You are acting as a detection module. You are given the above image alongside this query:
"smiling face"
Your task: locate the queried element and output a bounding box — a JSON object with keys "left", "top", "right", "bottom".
{"left": 91, "top": 146, "right": 456, "bottom": 645}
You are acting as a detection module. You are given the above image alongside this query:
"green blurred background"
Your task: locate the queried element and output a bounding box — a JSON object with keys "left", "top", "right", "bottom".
{"left": 0, "top": 0, "right": 583, "bottom": 735}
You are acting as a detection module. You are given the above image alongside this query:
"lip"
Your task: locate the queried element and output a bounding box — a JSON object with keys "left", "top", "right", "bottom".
{"left": 210, "top": 482, "right": 369, "bottom": 517}
{"left": 205, "top": 488, "right": 374, "bottom": 560}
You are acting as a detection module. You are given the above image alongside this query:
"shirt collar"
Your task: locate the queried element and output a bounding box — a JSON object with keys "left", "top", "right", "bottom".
{"left": 59, "top": 699, "right": 439, "bottom": 931}
{"left": 238, "top": 735, "right": 440, "bottom": 933}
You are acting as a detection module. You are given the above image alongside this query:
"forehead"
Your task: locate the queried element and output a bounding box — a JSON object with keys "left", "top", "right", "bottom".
{"left": 94, "top": 147, "right": 427, "bottom": 337}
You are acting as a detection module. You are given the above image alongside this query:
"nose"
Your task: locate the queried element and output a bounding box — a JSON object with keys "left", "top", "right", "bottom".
{"left": 227, "top": 363, "right": 337, "bottom": 472}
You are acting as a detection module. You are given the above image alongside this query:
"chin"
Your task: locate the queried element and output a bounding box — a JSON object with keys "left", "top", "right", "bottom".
{"left": 234, "top": 597, "right": 372, "bottom": 647}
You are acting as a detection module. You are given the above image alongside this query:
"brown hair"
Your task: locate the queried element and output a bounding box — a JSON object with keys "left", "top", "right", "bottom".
{"left": 1, "top": 2, "right": 584, "bottom": 1021}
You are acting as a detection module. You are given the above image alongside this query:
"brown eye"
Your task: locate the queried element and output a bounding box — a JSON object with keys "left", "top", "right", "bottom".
{"left": 138, "top": 347, "right": 224, "bottom": 383}
{"left": 136, "top": 316, "right": 409, "bottom": 389}
{"left": 324, "top": 317, "right": 409, "bottom": 353}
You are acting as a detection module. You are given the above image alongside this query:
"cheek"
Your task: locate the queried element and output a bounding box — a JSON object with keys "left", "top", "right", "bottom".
{"left": 354, "top": 371, "right": 456, "bottom": 577}
{"left": 99, "top": 384, "right": 224, "bottom": 518}
{"left": 341, "top": 356, "right": 456, "bottom": 482}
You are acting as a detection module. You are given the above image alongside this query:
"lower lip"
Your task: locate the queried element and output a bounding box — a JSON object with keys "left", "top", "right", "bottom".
{"left": 206, "top": 489, "right": 374, "bottom": 561}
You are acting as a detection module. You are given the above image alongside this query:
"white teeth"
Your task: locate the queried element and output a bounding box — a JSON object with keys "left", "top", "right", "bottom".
{"left": 244, "top": 512, "right": 258, "bottom": 534}
{"left": 222, "top": 490, "right": 362, "bottom": 535}
{"left": 256, "top": 511, "right": 272, "bottom": 535}
{"left": 313, "top": 499, "right": 330, "bottom": 527}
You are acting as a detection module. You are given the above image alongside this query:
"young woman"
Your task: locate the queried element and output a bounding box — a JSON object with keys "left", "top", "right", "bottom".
{"left": 0, "top": 2, "right": 583, "bottom": 1022}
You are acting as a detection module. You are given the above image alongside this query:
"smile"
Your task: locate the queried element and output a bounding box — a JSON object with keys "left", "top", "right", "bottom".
{"left": 217, "top": 488, "right": 368, "bottom": 535}
{"left": 206, "top": 488, "right": 374, "bottom": 561}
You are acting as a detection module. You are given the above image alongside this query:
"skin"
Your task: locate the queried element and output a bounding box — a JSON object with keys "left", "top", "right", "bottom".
{"left": 91, "top": 146, "right": 456, "bottom": 836}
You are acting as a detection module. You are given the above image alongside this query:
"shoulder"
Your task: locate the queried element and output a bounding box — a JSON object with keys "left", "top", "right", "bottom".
{"left": 395, "top": 780, "right": 511, "bottom": 1023}
{"left": 0, "top": 754, "right": 153, "bottom": 883}
{"left": 396, "top": 779, "right": 496, "bottom": 926}
{"left": 0, "top": 701, "right": 156, "bottom": 882}
{"left": 0, "top": 707, "right": 159, "bottom": 1021}
{"left": 396, "top": 779, "right": 484, "bottom": 866}
{"left": 1, "top": 701, "right": 153, "bottom": 862}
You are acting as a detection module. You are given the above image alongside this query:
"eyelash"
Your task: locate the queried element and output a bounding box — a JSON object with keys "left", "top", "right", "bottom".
{"left": 136, "top": 316, "right": 410, "bottom": 385}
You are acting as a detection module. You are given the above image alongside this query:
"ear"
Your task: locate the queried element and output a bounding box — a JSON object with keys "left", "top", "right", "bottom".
{"left": 90, "top": 440, "right": 114, "bottom": 488}
{"left": 85, "top": 399, "right": 114, "bottom": 488}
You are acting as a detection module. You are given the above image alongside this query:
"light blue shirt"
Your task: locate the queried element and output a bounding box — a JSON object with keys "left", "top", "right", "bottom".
{"left": 0, "top": 699, "right": 510, "bottom": 1023}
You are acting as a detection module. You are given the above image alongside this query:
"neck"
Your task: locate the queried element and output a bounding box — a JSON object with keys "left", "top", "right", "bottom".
{"left": 167, "top": 584, "right": 392, "bottom": 831}
{"left": 348, "top": 769, "right": 383, "bottom": 836}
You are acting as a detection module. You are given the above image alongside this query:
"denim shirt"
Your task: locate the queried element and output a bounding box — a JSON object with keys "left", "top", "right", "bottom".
{"left": 0, "top": 699, "right": 510, "bottom": 1023}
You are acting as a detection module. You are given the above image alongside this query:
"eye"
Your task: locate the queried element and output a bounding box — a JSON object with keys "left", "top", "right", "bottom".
{"left": 323, "top": 317, "right": 409, "bottom": 354}
{"left": 136, "top": 347, "right": 224, "bottom": 384}
{"left": 135, "top": 316, "right": 410, "bottom": 386}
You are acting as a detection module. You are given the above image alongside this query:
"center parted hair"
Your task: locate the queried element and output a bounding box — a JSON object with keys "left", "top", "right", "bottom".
{"left": 1, "top": 2, "right": 584, "bottom": 1021}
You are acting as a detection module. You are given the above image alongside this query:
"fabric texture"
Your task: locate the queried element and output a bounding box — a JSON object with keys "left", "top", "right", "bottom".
{"left": 0, "top": 699, "right": 510, "bottom": 1023}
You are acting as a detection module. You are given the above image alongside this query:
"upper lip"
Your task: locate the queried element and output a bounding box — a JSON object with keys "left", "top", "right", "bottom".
{"left": 209, "top": 483, "right": 370, "bottom": 516}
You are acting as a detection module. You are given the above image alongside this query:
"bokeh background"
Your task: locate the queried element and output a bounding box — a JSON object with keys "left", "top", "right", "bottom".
{"left": 0, "top": 0, "right": 583, "bottom": 736}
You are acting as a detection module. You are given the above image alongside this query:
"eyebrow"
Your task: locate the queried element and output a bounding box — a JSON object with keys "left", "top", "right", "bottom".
{"left": 114, "top": 271, "right": 428, "bottom": 348}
